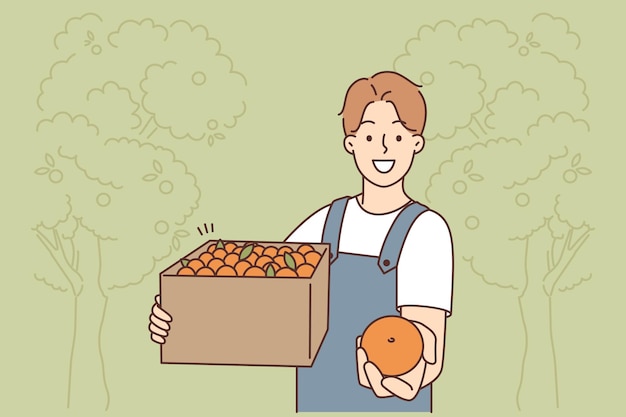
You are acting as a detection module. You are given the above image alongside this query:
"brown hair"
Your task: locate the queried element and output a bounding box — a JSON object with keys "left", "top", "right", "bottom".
{"left": 338, "top": 71, "right": 427, "bottom": 137}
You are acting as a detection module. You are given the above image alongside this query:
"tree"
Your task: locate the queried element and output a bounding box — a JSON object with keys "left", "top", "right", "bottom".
{"left": 395, "top": 15, "right": 592, "bottom": 410}
{"left": 31, "top": 13, "right": 246, "bottom": 410}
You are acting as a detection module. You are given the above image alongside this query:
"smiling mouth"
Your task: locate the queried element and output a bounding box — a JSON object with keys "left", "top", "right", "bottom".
{"left": 373, "top": 160, "right": 395, "bottom": 173}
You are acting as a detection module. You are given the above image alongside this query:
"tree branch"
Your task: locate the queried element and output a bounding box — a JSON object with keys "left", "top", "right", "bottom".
{"left": 34, "top": 226, "right": 84, "bottom": 296}
{"left": 543, "top": 226, "right": 592, "bottom": 295}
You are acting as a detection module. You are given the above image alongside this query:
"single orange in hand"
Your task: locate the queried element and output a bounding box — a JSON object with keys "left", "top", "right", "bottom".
{"left": 360, "top": 316, "right": 423, "bottom": 377}
{"left": 177, "top": 266, "right": 195, "bottom": 276}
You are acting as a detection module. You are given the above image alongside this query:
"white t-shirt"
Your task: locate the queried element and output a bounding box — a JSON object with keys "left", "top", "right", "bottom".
{"left": 286, "top": 197, "right": 453, "bottom": 316}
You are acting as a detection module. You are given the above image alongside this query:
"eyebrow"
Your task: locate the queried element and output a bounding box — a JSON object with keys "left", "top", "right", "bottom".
{"left": 360, "top": 120, "right": 375, "bottom": 125}
{"left": 392, "top": 120, "right": 404, "bottom": 124}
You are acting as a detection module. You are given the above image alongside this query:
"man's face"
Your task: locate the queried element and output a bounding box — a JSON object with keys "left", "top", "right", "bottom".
{"left": 344, "top": 101, "right": 424, "bottom": 188}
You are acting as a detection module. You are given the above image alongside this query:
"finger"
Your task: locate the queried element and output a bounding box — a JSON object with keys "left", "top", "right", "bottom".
{"left": 155, "top": 294, "right": 161, "bottom": 305}
{"left": 149, "top": 322, "right": 169, "bottom": 337}
{"left": 152, "top": 300, "right": 172, "bottom": 322}
{"left": 364, "top": 362, "right": 393, "bottom": 398}
{"left": 414, "top": 322, "right": 436, "bottom": 365}
{"left": 151, "top": 333, "right": 165, "bottom": 344}
{"left": 149, "top": 313, "right": 170, "bottom": 331}
{"left": 384, "top": 360, "right": 426, "bottom": 400}
{"left": 381, "top": 377, "right": 418, "bottom": 401}
{"left": 356, "top": 335, "right": 362, "bottom": 348}
{"left": 356, "top": 347, "right": 370, "bottom": 388}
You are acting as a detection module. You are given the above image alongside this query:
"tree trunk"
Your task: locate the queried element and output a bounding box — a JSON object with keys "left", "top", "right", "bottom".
{"left": 67, "top": 279, "right": 110, "bottom": 410}
{"left": 64, "top": 224, "right": 110, "bottom": 410}
{"left": 515, "top": 227, "right": 559, "bottom": 411}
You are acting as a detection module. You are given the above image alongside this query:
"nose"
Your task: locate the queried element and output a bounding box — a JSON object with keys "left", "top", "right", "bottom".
{"left": 381, "top": 133, "right": 388, "bottom": 154}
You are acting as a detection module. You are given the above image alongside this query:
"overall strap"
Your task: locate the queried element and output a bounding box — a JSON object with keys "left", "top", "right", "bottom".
{"left": 321, "top": 196, "right": 350, "bottom": 263}
{"left": 378, "top": 201, "right": 429, "bottom": 274}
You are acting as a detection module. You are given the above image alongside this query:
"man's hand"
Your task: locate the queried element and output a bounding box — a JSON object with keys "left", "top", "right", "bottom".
{"left": 356, "top": 321, "right": 437, "bottom": 401}
{"left": 149, "top": 294, "right": 172, "bottom": 344}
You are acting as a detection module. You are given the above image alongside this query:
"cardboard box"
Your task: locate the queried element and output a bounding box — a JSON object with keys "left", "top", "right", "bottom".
{"left": 159, "top": 240, "right": 330, "bottom": 367}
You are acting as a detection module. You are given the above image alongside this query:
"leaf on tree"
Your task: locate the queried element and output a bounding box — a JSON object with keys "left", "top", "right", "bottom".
{"left": 215, "top": 133, "right": 225, "bottom": 140}
{"left": 239, "top": 243, "right": 254, "bottom": 260}
{"left": 529, "top": 41, "right": 541, "bottom": 48}
{"left": 172, "top": 236, "right": 180, "bottom": 251}
{"left": 571, "top": 153, "right": 581, "bottom": 167}
{"left": 208, "top": 135, "right": 214, "bottom": 146}
{"left": 464, "top": 160, "right": 473, "bottom": 174}
{"left": 35, "top": 167, "right": 50, "bottom": 175}
{"left": 87, "top": 30, "right": 95, "bottom": 41}
{"left": 284, "top": 252, "right": 296, "bottom": 270}
{"left": 526, "top": 32, "right": 534, "bottom": 42}
{"left": 175, "top": 229, "right": 189, "bottom": 238}
{"left": 153, "top": 160, "right": 163, "bottom": 174}
{"left": 469, "top": 173, "right": 484, "bottom": 182}
{"left": 45, "top": 153, "right": 55, "bottom": 167}
{"left": 143, "top": 173, "right": 158, "bottom": 182}
{"left": 576, "top": 167, "right": 592, "bottom": 175}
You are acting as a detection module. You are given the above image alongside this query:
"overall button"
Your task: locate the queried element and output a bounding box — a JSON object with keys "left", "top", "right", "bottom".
{"left": 382, "top": 259, "right": 390, "bottom": 266}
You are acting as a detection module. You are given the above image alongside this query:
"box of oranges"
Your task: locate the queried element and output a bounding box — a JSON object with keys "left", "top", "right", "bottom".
{"left": 159, "top": 239, "right": 330, "bottom": 367}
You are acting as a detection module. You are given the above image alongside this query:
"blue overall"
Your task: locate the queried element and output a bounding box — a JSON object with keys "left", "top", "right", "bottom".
{"left": 296, "top": 196, "right": 432, "bottom": 412}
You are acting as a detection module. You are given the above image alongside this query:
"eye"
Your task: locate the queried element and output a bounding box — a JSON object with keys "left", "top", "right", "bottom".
{"left": 396, "top": 135, "right": 402, "bottom": 142}
{"left": 366, "top": 135, "right": 372, "bottom": 142}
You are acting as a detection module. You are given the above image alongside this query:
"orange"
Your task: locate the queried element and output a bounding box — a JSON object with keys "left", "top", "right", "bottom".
{"left": 290, "top": 252, "right": 305, "bottom": 267}
{"left": 255, "top": 255, "right": 273, "bottom": 268}
{"left": 264, "top": 261, "right": 280, "bottom": 272}
{"left": 212, "top": 248, "right": 227, "bottom": 260}
{"left": 224, "top": 253, "right": 240, "bottom": 267}
{"left": 206, "top": 243, "right": 216, "bottom": 253}
{"left": 196, "top": 267, "right": 215, "bottom": 276}
{"left": 277, "top": 246, "right": 292, "bottom": 256}
{"left": 360, "top": 316, "right": 423, "bottom": 377}
{"left": 225, "top": 242, "right": 237, "bottom": 253}
{"left": 216, "top": 265, "right": 237, "bottom": 276}
{"left": 297, "top": 244, "right": 315, "bottom": 255}
{"left": 234, "top": 260, "right": 252, "bottom": 276}
{"left": 244, "top": 252, "right": 259, "bottom": 266}
{"left": 199, "top": 252, "right": 213, "bottom": 265}
{"left": 177, "top": 266, "right": 195, "bottom": 276}
{"left": 296, "top": 263, "right": 315, "bottom": 278}
{"left": 276, "top": 267, "right": 298, "bottom": 277}
{"left": 244, "top": 266, "right": 265, "bottom": 277}
{"left": 262, "top": 245, "right": 278, "bottom": 258}
{"left": 233, "top": 246, "right": 242, "bottom": 254}
{"left": 207, "top": 258, "right": 225, "bottom": 272}
{"left": 187, "top": 259, "right": 204, "bottom": 272}
{"left": 253, "top": 245, "right": 264, "bottom": 256}
{"left": 273, "top": 254, "right": 286, "bottom": 269}
{"left": 304, "top": 251, "right": 321, "bottom": 267}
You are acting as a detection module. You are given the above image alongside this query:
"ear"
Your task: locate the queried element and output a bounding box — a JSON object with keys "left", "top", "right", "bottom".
{"left": 344, "top": 135, "right": 356, "bottom": 154}
{"left": 413, "top": 134, "right": 424, "bottom": 154}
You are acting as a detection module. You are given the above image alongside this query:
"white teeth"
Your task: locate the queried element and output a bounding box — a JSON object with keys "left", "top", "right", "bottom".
{"left": 373, "top": 160, "right": 395, "bottom": 173}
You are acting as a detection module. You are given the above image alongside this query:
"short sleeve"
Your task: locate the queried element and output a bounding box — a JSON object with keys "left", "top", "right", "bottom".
{"left": 396, "top": 210, "right": 453, "bottom": 316}
{"left": 284, "top": 205, "right": 329, "bottom": 244}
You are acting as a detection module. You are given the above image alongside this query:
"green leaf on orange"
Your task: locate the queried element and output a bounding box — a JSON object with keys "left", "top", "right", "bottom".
{"left": 180, "top": 258, "right": 189, "bottom": 267}
{"left": 216, "top": 239, "right": 225, "bottom": 249}
{"left": 266, "top": 265, "right": 275, "bottom": 277}
{"left": 284, "top": 252, "right": 296, "bottom": 270}
{"left": 239, "top": 243, "right": 254, "bottom": 260}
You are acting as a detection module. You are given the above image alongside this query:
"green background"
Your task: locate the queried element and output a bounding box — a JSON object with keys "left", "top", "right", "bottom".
{"left": 2, "top": 0, "right": 623, "bottom": 416}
